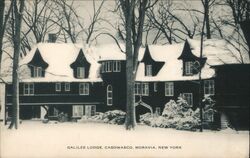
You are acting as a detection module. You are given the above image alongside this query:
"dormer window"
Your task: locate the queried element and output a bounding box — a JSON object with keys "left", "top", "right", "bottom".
{"left": 28, "top": 49, "right": 48, "bottom": 78}
{"left": 33, "top": 66, "right": 42, "bottom": 77}
{"left": 178, "top": 40, "right": 207, "bottom": 76}
{"left": 184, "top": 61, "right": 194, "bottom": 75}
{"left": 77, "top": 67, "right": 85, "bottom": 78}
{"left": 141, "top": 45, "right": 164, "bottom": 77}
{"left": 145, "top": 65, "right": 152, "bottom": 76}
{"left": 70, "top": 49, "right": 90, "bottom": 79}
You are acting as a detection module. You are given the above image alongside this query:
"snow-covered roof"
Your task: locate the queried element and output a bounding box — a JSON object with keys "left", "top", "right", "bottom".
{"left": 19, "top": 43, "right": 102, "bottom": 82}
{"left": 96, "top": 44, "right": 126, "bottom": 61}
{"left": 136, "top": 39, "right": 248, "bottom": 82}
{"left": 4, "top": 39, "right": 248, "bottom": 83}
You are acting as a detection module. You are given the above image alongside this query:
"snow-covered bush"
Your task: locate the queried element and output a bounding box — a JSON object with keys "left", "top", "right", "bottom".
{"left": 140, "top": 97, "right": 201, "bottom": 131}
{"left": 202, "top": 96, "right": 217, "bottom": 129}
{"left": 82, "top": 110, "right": 126, "bottom": 125}
{"left": 102, "top": 110, "right": 126, "bottom": 125}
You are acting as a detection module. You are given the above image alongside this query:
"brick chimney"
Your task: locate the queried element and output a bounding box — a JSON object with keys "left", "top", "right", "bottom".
{"left": 48, "top": 33, "right": 57, "bottom": 43}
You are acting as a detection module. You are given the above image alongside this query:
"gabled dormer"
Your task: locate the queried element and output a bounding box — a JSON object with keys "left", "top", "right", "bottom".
{"left": 70, "top": 49, "right": 90, "bottom": 79}
{"left": 141, "top": 45, "right": 164, "bottom": 76}
{"left": 28, "top": 48, "right": 48, "bottom": 78}
{"left": 178, "top": 40, "right": 207, "bottom": 76}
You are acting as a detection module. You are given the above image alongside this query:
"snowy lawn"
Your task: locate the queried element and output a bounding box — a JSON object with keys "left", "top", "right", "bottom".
{"left": 0, "top": 121, "right": 249, "bottom": 158}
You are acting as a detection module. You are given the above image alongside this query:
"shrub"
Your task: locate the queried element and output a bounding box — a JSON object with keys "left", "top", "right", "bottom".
{"left": 86, "top": 110, "right": 126, "bottom": 125}
{"left": 140, "top": 97, "right": 201, "bottom": 131}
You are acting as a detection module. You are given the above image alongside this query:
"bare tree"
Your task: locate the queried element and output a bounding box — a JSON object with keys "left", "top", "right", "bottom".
{"left": 48, "top": 0, "right": 81, "bottom": 43}
{"left": 84, "top": 0, "right": 105, "bottom": 44}
{"left": 49, "top": 0, "right": 105, "bottom": 45}
{"left": 116, "top": 0, "right": 158, "bottom": 130}
{"left": 201, "top": 0, "right": 216, "bottom": 39}
{"left": 0, "top": 0, "right": 12, "bottom": 115}
{"left": 8, "top": 0, "right": 25, "bottom": 130}
{"left": 0, "top": 0, "right": 12, "bottom": 72}
{"left": 20, "top": 0, "right": 59, "bottom": 56}
{"left": 146, "top": 0, "right": 199, "bottom": 44}
{"left": 226, "top": 0, "right": 250, "bottom": 58}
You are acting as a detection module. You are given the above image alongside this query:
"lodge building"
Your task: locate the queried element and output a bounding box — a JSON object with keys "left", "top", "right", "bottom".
{"left": 2, "top": 38, "right": 249, "bottom": 130}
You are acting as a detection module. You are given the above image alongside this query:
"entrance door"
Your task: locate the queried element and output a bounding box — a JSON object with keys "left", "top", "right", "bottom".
{"left": 85, "top": 105, "right": 96, "bottom": 117}
{"left": 85, "top": 105, "right": 92, "bottom": 117}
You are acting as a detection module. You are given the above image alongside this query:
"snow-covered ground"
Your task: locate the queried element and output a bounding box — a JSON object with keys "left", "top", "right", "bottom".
{"left": 0, "top": 121, "right": 249, "bottom": 158}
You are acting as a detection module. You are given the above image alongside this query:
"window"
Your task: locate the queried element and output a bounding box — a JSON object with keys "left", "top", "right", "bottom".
{"left": 182, "top": 93, "right": 193, "bottom": 106}
{"left": 79, "top": 83, "right": 89, "bottom": 95}
{"left": 91, "top": 105, "right": 96, "bottom": 116}
{"left": 203, "top": 109, "right": 214, "bottom": 122}
{"left": 33, "top": 67, "right": 42, "bottom": 77}
{"left": 72, "top": 105, "right": 84, "bottom": 117}
{"left": 154, "top": 82, "right": 157, "bottom": 92}
{"left": 141, "top": 83, "right": 149, "bottom": 96}
{"left": 204, "top": 80, "right": 214, "bottom": 95}
{"left": 105, "top": 61, "right": 112, "bottom": 72}
{"left": 145, "top": 65, "right": 152, "bottom": 76}
{"left": 185, "top": 61, "right": 193, "bottom": 75}
{"left": 65, "top": 83, "right": 70, "bottom": 91}
{"left": 134, "top": 83, "right": 141, "bottom": 95}
{"left": 55, "top": 83, "right": 61, "bottom": 91}
{"left": 165, "top": 82, "right": 174, "bottom": 96}
{"left": 23, "top": 83, "right": 34, "bottom": 95}
{"left": 77, "top": 67, "right": 85, "bottom": 78}
{"left": 107, "top": 85, "right": 113, "bottom": 106}
{"left": 113, "top": 61, "right": 121, "bottom": 72}
{"left": 85, "top": 105, "right": 96, "bottom": 117}
{"left": 101, "top": 62, "right": 105, "bottom": 72}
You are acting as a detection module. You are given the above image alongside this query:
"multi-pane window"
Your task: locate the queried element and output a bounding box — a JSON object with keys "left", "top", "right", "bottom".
{"left": 154, "top": 82, "right": 157, "bottom": 92}
{"left": 33, "top": 67, "right": 42, "bottom": 77}
{"left": 141, "top": 83, "right": 149, "bottom": 96}
{"left": 79, "top": 83, "right": 89, "bottom": 95}
{"left": 134, "top": 83, "right": 141, "bottom": 95}
{"left": 102, "top": 61, "right": 121, "bottom": 73}
{"left": 113, "top": 61, "right": 121, "bottom": 72}
{"left": 204, "top": 80, "right": 215, "bottom": 95}
{"left": 106, "top": 61, "right": 112, "bottom": 72}
{"left": 85, "top": 105, "right": 96, "bottom": 117}
{"left": 55, "top": 83, "right": 61, "bottom": 91}
{"left": 145, "top": 65, "right": 152, "bottom": 76}
{"left": 107, "top": 85, "right": 113, "bottom": 106}
{"left": 65, "top": 83, "right": 70, "bottom": 91}
{"left": 165, "top": 82, "right": 174, "bottom": 96}
{"left": 77, "top": 67, "right": 85, "bottom": 78}
{"left": 72, "top": 105, "right": 84, "bottom": 117}
{"left": 182, "top": 93, "right": 193, "bottom": 106}
{"left": 185, "top": 61, "right": 193, "bottom": 75}
{"left": 90, "top": 105, "right": 96, "bottom": 116}
{"left": 23, "top": 83, "right": 34, "bottom": 95}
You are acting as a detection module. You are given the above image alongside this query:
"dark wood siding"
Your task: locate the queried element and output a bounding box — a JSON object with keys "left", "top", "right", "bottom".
{"left": 214, "top": 64, "right": 250, "bottom": 130}
{"left": 6, "top": 82, "right": 105, "bottom": 104}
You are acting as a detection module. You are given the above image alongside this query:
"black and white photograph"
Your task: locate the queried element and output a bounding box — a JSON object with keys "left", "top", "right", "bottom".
{"left": 0, "top": 0, "right": 249, "bottom": 157}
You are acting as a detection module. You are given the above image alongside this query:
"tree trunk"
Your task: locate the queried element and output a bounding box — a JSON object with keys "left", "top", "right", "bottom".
{"left": 0, "top": 0, "right": 4, "bottom": 72}
{"left": 8, "top": 0, "right": 25, "bottom": 130}
{"left": 123, "top": 0, "right": 136, "bottom": 130}
{"left": 204, "top": 0, "right": 211, "bottom": 39}
{"left": 125, "top": 57, "right": 136, "bottom": 130}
